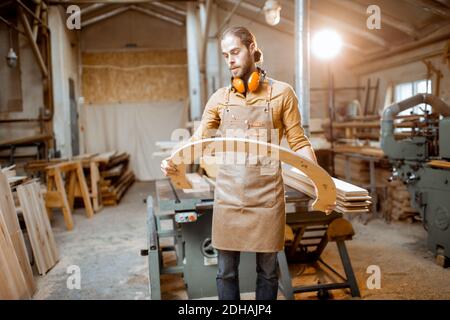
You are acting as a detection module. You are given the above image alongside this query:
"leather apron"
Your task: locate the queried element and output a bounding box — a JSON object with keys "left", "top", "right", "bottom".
{"left": 211, "top": 81, "right": 286, "bottom": 253}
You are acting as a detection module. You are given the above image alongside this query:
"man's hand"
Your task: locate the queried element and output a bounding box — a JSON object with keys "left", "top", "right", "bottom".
{"left": 160, "top": 158, "right": 178, "bottom": 176}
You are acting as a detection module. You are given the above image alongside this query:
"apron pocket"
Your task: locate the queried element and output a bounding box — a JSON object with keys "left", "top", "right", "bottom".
{"left": 243, "top": 166, "right": 278, "bottom": 208}
{"left": 215, "top": 165, "right": 244, "bottom": 207}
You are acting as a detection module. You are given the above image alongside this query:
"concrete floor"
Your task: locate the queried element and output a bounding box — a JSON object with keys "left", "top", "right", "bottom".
{"left": 33, "top": 181, "right": 450, "bottom": 300}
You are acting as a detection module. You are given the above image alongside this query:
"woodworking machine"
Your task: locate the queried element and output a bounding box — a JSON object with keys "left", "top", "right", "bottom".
{"left": 381, "top": 93, "right": 450, "bottom": 267}
{"left": 144, "top": 179, "right": 360, "bottom": 299}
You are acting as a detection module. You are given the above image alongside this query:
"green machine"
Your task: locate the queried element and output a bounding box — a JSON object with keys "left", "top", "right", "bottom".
{"left": 381, "top": 93, "right": 450, "bottom": 267}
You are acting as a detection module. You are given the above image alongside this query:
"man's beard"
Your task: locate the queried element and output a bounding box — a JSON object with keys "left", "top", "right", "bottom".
{"left": 231, "top": 56, "right": 252, "bottom": 79}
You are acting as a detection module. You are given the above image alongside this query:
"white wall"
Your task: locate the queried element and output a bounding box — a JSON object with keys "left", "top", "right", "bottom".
{"left": 49, "top": 6, "right": 81, "bottom": 157}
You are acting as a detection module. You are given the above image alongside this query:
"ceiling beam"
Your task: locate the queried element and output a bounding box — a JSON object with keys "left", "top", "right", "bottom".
{"left": 49, "top": 0, "right": 196, "bottom": 4}
{"left": 81, "top": 5, "right": 129, "bottom": 27}
{"left": 215, "top": 0, "right": 243, "bottom": 37}
{"left": 130, "top": 5, "right": 184, "bottom": 26}
{"left": 148, "top": 1, "right": 186, "bottom": 16}
{"left": 310, "top": 10, "right": 388, "bottom": 48}
{"left": 80, "top": 3, "right": 107, "bottom": 14}
{"left": 405, "top": 0, "right": 450, "bottom": 19}
{"left": 80, "top": 3, "right": 184, "bottom": 28}
{"left": 223, "top": 0, "right": 387, "bottom": 48}
{"left": 327, "top": 0, "right": 419, "bottom": 39}
{"left": 18, "top": 6, "right": 48, "bottom": 77}
{"left": 219, "top": 0, "right": 368, "bottom": 54}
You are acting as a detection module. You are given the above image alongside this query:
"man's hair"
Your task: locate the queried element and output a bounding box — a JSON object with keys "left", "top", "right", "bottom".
{"left": 221, "top": 26, "right": 263, "bottom": 64}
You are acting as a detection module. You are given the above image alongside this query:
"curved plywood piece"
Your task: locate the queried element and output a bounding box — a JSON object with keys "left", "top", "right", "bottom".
{"left": 168, "top": 138, "right": 336, "bottom": 214}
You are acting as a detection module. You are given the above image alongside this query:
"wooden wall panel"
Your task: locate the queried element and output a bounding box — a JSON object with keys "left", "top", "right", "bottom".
{"left": 82, "top": 50, "right": 188, "bottom": 104}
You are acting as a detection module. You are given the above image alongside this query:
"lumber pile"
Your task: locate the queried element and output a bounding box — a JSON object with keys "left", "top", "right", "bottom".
{"left": 25, "top": 151, "right": 136, "bottom": 208}
{"left": 0, "top": 166, "right": 60, "bottom": 299}
{"left": 382, "top": 179, "right": 420, "bottom": 223}
{"left": 0, "top": 171, "right": 35, "bottom": 299}
{"left": 334, "top": 154, "right": 369, "bottom": 186}
{"left": 95, "top": 152, "right": 135, "bottom": 206}
{"left": 282, "top": 165, "right": 371, "bottom": 215}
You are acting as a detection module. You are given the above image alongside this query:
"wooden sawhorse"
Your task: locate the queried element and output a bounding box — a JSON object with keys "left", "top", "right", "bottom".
{"left": 45, "top": 161, "right": 94, "bottom": 230}
{"left": 278, "top": 210, "right": 361, "bottom": 299}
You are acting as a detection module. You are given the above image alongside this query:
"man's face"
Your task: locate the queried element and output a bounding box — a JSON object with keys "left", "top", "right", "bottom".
{"left": 221, "top": 34, "right": 255, "bottom": 79}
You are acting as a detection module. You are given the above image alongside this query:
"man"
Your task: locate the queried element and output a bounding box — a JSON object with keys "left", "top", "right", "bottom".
{"left": 161, "top": 26, "right": 317, "bottom": 300}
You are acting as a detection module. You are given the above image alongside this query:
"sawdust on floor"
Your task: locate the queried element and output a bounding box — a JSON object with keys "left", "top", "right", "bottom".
{"left": 32, "top": 182, "right": 450, "bottom": 300}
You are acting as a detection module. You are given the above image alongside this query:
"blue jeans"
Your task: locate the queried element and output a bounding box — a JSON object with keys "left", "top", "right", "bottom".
{"left": 216, "top": 250, "right": 278, "bottom": 300}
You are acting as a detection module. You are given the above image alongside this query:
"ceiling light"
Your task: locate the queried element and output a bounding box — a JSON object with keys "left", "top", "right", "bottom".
{"left": 263, "top": 0, "right": 281, "bottom": 26}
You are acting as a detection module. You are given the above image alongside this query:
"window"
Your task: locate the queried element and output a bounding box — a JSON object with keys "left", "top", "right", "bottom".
{"left": 394, "top": 79, "right": 432, "bottom": 116}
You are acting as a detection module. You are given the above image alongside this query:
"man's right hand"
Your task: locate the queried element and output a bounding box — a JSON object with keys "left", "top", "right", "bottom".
{"left": 160, "top": 158, "right": 178, "bottom": 176}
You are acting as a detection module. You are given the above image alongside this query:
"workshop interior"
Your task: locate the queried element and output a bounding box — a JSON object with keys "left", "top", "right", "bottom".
{"left": 0, "top": 0, "right": 450, "bottom": 300}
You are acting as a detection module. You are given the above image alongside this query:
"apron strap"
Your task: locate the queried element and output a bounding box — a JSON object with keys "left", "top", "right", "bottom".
{"left": 225, "top": 85, "right": 232, "bottom": 107}
{"left": 266, "top": 79, "right": 273, "bottom": 108}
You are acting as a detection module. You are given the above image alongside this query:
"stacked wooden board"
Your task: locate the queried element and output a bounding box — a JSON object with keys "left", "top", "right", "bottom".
{"left": 282, "top": 165, "right": 371, "bottom": 214}
{"left": 382, "top": 179, "right": 420, "bottom": 222}
{"left": 25, "top": 151, "right": 136, "bottom": 208}
{"left": 0, "top": 171, "right": 35, "bottom": 299}
{"left": 334, "top": 154, "right": 369, "bottom": 186}
{"left": 95, "top": 152, "right": 135, "bottom": 206}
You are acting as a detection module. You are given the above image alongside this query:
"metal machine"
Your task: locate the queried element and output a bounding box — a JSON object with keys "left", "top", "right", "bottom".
{"left": 381, "top": 93, "right": 450, "bottom": 267}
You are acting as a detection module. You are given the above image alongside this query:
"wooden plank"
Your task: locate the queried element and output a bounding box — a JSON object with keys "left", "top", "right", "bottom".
{"left": 427, "top": 160, "right": 450, "bottom": 169}
{"left": 17, "top": 182, "right": 59, "bottom": 275}
{"left": 182, "top": 173, "right": 211, "bottom": 193}
{"left": 31, "top": 183, "right": 59, "bottom": 266}
{"left": 0, "top": 208, "right": 30, "bottom": 299}
{"left": 53, "top": 168, "right": 74, "bottom": 231}
{"left": 333, "top": 144, "right": 385, "bottom": 158}
{"left": 0, "top": 172, "right": 35, "bottom": 296}
{"left": 286, "top": 167, "right": 369, "bottom": 198}
{"left": 0, "top": 134, "right": 52, "bottom": 147}
{"left": 44, "top": 191, "right": 63, "bottom": 208}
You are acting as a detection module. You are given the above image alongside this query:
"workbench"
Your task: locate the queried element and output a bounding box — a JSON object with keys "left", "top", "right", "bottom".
{"left": 145, "top": 179, "right": 360, "bottom": 300}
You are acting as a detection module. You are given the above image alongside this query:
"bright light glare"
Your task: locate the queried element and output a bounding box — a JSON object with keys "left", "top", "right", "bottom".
{"left": 311, "top": 30, "right": 342, "bottom": 60}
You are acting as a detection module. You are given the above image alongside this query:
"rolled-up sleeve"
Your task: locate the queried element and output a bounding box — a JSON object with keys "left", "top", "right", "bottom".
{"left": 282, "top": 87, "right": 311, "bottom": 151}
{"left": 190, "top": 89, "right": 223, "bottom": 141}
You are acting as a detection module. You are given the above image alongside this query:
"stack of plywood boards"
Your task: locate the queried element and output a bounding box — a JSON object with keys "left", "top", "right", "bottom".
{"left": 282, "top": 165, "right": 371, "bottom": 214}
{"left": 0, "top": 171, "right": 35, "bottom": 299}
{"left": 95, "top": 152, "right": 135, "bottom": 206}
{"left": 334, "top": 154, "right": 369, "bottom": 186}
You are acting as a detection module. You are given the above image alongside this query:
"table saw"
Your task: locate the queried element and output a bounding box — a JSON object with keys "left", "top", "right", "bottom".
{"left": 144, "top": 178, "right": 360, "bottom": 300}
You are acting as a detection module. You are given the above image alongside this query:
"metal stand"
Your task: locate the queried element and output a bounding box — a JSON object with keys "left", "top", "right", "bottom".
{"left": 278, "top": 210, "right": 361, "bottom": 299}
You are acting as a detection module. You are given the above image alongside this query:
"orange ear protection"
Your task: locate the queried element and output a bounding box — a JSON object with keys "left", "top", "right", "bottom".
{"left": 232, "top": 71, "right": 261, "bottom": 94}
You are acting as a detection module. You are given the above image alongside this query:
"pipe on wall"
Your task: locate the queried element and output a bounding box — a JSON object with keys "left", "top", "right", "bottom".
{"left": 295, "top": 0, "right": 310, "bottom": 136}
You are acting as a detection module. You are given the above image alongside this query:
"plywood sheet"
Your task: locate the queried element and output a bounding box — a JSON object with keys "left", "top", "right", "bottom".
{"left": 82, "top": 50, "right": 188, "bottom": 104}
{"left": 17, "top": 182, "right": 59, "bottom": 275}
{"left": 0, "top": 209, "right": 29, "bottom": 299}
{"left": 0, "top": 172, "right": 35, "bottom": 296}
